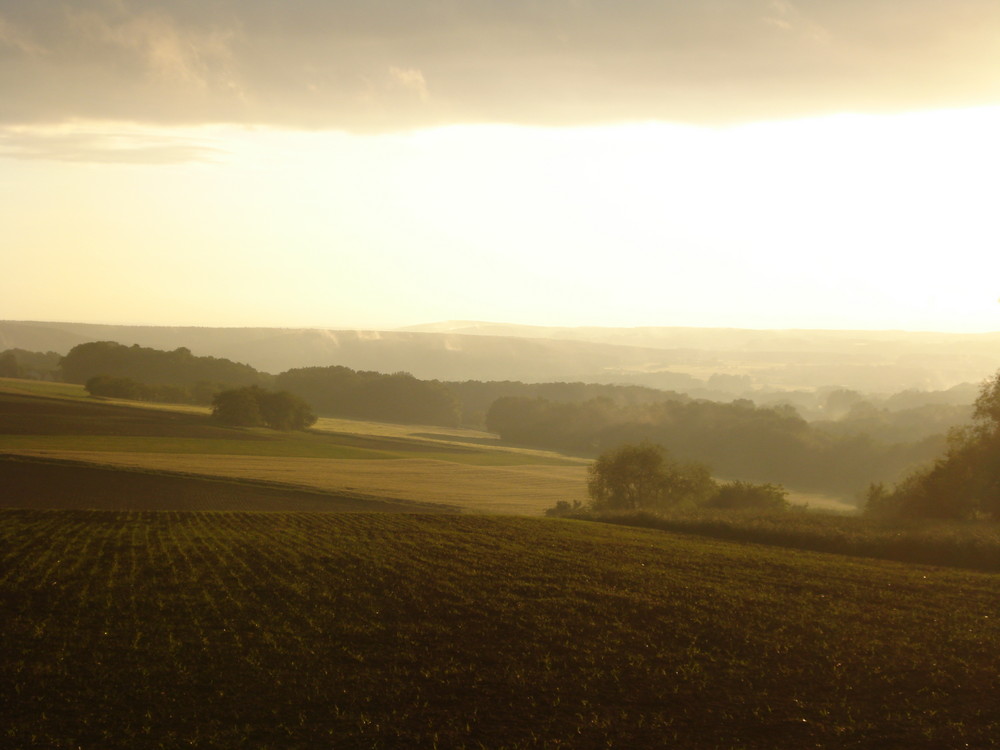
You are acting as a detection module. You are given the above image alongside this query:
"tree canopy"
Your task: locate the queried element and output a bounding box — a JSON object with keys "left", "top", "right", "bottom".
{"left": 275, "top": 366, "right": 460, "bottom": 426}
{"left": 61, "top": 341, "right": 263, "bottom": 393}
{"left": 486, "top": 394, "right": 941, "bottom": 497}
{"left": 587, "top": 441, "right": 716, "bottom": 511}
{"left": 211, "top": 387, "right": 316, "bottom": 431}
{"left": 582, "top": 441, "right": 790, "bottom": 515}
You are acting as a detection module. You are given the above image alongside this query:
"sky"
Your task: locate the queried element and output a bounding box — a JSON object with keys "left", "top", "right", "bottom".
{"left": 3, "top": 0, "right": 1000, "bottom": 333}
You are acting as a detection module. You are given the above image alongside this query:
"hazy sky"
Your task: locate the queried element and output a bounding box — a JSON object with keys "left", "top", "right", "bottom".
{"left": 4, "top": 0, "right": 1000, "bottom": 332}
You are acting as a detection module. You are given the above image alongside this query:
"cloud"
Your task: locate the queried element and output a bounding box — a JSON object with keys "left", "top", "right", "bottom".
{"left": 65, "top": 6, "right": 239, "bottom": 93}
{"left": 0, "top": 11, "right": 46, "bottom": 55}
{"left": 0, "top": 126, "right": 224, "bottom": 164}
{"left": 389, "top": 67, "right": 430, "bottom": 103}
{"left": 1, "top": 0, "right": 999, "bottom": 132}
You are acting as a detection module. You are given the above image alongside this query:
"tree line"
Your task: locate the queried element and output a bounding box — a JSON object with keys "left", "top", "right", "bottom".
{"left": 443, "top": 379, "right": 688, "bottom": 426}
{"left": 485, "top": 395, "right": 942, "bottom": 497}
{"left": 56, "top": 341, "right": 692, "bottom": 429}
{"left": 274, "top": 366, "right": 460, "bottom": 426}
{"left": 0, "top": 349, "right": 62, "bottom": 380}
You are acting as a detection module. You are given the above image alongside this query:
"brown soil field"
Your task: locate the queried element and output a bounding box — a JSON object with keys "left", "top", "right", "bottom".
{"left": 0, "top": 454, "right": 455, "bottom": 513}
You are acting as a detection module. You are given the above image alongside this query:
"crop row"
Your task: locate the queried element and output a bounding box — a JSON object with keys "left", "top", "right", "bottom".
{"left": 3, "top": 510, "right": 999, "bottom": 748}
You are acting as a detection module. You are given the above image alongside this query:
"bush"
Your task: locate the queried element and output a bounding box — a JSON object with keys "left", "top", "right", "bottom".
{"left": 544, "top": 500, "right": 584, "bottom": 517}
{"left": 85, "top": 375, "right": 143, "bottom": 400}
{"left": 705, "top": 481, "right": 789, "bottom": 511}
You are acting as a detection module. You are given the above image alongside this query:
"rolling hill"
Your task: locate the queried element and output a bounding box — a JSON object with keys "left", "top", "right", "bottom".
{"left": 4, "top": 319, "right": 1000, "bottom": 392}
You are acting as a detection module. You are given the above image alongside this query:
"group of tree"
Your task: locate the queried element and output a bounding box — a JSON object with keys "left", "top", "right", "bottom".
{"left": 211, "top": 386, "right": 317, "bottom": 430}
{"left": 444, "top": 379, "right": 689, "bottom": 427}
{"left": 815, "top": 386, "right": 975, "bottom": 444}
{"left": 548, "top": 440, "right": 788, "bottom": 517}
{"left": 59, "top": 342, "right": 462, "bottom": 425}
{"left": 61, "top": 342, "right": 263, "bottom": 395}
{"left": 84, "top": 375, "right": 227, "bottom": 405}
{"left": 0, "top": 349, "right": 61, "bottom": 380}
{"left": 486, "top": 395, "right": 942, "bottom": 497}
{"left": 275, "top": 366, "right": 461, "bottom": 426}
{"left": 866, "top": 372, "right": 1000, "bottom": 520}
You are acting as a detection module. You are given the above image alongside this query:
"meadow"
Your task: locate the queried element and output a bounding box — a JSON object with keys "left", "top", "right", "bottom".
{"left": 3, "top": 510, "right": 999, "bottom": 749}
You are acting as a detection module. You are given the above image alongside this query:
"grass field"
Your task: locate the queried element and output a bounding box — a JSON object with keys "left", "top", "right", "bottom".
{"left": 0, "top": 383, "right": 588, "bottom": 514}
{"left": 3, "top": 509, "right": 999, "bottom": 749}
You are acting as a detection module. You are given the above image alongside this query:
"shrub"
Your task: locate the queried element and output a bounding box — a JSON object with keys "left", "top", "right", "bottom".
{"left": 705, "top": 481, "right": 789, "bottom": 511}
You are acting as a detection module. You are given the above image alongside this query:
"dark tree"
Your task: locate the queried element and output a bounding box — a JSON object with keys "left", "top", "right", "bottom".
{"left": 211, "top": 387, "right": 316, "bottom": 430}
{"left": 257, "top": 390, "right": 317, "bottom": 430}
{"left": 0, "top": 351, "right": 22, "bottom": 378}
{"left": 275, "top": 366, "right": 459, "bottom": 426}
{"left": 705, "top": 481, "right": 789, "bottom": 511}
{"left": 85, "top": 375, "right": 142, "bottom": 399}
{"left": 865, "top": 370, "right": 1000, "bottom": 520}
{"left": 211, "top": 388, "right": 264, "bottom": 427}
{"left": 61, "top": 341, "right": 262, "bottom": 388}
{"left": 587, "top": 441, "right": 716, "bottom": 511}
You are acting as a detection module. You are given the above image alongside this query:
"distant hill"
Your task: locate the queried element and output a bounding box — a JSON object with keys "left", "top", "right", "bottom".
{"left": 3, "top": 319, "right": 1000, "bottom": 393}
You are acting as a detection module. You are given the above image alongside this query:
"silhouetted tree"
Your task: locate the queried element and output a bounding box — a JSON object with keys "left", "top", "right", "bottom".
{"left": 865, "top": 370, "right": 1000, "bottom": 520}
{"left": 587, "top": 441, "right": 716, "bottom": 511}
{"left": 85, "top": 375, "right": 142, "bottom": 399}
{"left": 275, "top": 366, "right": 459, "bottom": 425}
{"left": 212, "top": 388, "right": 264, "bottom": 427}
{"left": 257, "top": 389, "right": 317, "bottom": 430}
{"left": 61, "top": 341, "right": 262, "bottom": 389}
{"left": 211, "top": 386, "right": 316, "bottom": 430}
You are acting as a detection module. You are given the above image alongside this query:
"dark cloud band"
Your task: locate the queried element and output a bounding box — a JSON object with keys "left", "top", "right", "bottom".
{"left": 2, "top": 0, "right": 999, "bottom": 130}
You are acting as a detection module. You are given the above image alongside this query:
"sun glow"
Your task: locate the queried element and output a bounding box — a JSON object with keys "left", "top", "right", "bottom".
{"left": 4, "top": 107, "right": 1000, "bottom": 331}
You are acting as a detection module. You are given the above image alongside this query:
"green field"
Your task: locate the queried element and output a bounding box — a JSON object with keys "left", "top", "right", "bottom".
{"left": 3, "top": 510, "right": 999, "bottom": 749}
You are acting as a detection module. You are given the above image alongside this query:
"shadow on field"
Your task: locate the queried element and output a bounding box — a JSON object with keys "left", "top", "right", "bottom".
{"left": 0, "top": 454, "right": 458, "bottom": 513}
{"left": 0, "top": 392, "right": 266, "bottom": 440}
